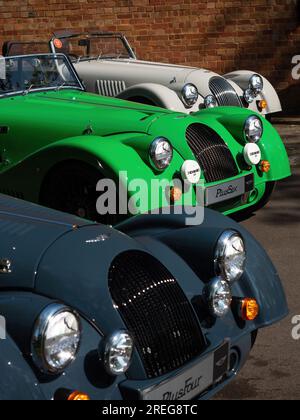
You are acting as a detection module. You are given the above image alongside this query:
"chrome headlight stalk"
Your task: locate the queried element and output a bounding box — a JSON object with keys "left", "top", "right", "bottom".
{"left": 214, "top": 230, "right": 246, "bottom": 284}
{"left": 149, "top": 137, "right": 173, "bottom": 171}
{"left": 31, "top": 303, "right": 81, "bottom": 374}
{"left": 181, "top": 83, "right": 199, "bottom": 108}
{"left": 99, "top": 330, "right": 134, "bottom": 376}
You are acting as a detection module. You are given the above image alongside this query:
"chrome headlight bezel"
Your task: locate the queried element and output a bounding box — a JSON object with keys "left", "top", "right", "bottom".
{"left": 214, "top": 230, "right": 246, "bottom": 284}
{"left": 204, "top": 94, "right": 218, "bottom": 109}
{"left": 149, "top": 137, "right": 173, "bottom": 171}
{"left": 31, "top": 303, "right": 81, "bottom": 374}
{"left": 204, "top": 277, "right": 232, "bottom": 318}
{"left": 244, "top": 115, "right": 264, "bottom": 143}
{"left": 244, "top": 88, "right": 256, "bottom": 104}
{"left": 249, "top": 74, "right": 263, "bottom": 94}
{"left": 181, "top": 83, "right": 199, "bottom": 108}
{"left": 100, "top": 330, "right": 134, "bottom": 376}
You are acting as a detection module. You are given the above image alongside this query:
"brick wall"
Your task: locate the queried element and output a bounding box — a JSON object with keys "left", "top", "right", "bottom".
{"left": 0, "top": 0, "right": 300, "bottom": 113}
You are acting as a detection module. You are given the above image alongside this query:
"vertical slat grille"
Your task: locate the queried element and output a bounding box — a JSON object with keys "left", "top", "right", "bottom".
{"left": 96, "top": 80, "right": 126, "bottom": 96}
{"left": 109, "top": 251, "right": 206, "bottom": 379}
{"left": 209, "top": 76, "right": 242, "bottom": 107}
{"left": 186, "top": 123, "right": 239, "bottom": 183}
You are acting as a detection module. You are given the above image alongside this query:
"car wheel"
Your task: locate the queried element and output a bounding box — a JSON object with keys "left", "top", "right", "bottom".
{"left": 232, "top": 181, "right": 277, "bottom": 221}
{"left": 40, "top": 161, "right": 120, "bottom": 225}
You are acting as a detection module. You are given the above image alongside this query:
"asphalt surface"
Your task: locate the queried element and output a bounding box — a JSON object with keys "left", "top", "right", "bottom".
{"left": 215, "top": 124, "right": 300, "bottom": 400}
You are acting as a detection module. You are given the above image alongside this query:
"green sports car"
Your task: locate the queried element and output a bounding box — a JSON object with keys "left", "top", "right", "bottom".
{"left": 0, "top": 53, "right": 291, "bottom": 222}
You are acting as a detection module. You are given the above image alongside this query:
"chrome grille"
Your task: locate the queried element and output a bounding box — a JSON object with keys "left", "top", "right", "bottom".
{"left": 96, "top": 79, "right": 126, "bottom": 97}
{"left": 209, "top": 76, "right": 242, "bottom": 107}
{"left": 109, "top": 251, "right": 206, "bottom": 379}
{"left": 186, "top": 123, "right": 239, "bottom": 183}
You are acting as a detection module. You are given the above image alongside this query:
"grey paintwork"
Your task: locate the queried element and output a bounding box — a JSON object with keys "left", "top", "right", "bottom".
{"left": 0, "top": 195, "right": 288, "bottom": 400}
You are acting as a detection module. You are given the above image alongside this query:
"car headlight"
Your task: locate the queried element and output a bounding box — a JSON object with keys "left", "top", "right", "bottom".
{"left": 244, "top": 115, "right": 263, "bottom": 143}
{"left": 31, "top": 303, "right": 81, "bottom": 374}
{"left": 204, "top": 277, "right": 232, "bottom": 318}
{"left": 249, "top": 74, "right": 263, "bottom": 93}
{"left": 244, "top": 88, "right": 256, "bottom": 104}
{"left": 100, "top": 330, "right": 134, "bottom": 376}
{"left": 204, "top": 94, "right": 218, "bottom": 109}
{"left": 214, "top": 230, "right": 246, "bottom": 283}
{"left": 149, "top": 137, "right": 173, "bottom": 170}
{"left": 181, "top": 83, "right": 199, "bottom": 107}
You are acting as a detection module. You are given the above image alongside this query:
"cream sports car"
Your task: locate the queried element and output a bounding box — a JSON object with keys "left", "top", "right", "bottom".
{"left": 3, "top": 31, "right": 281, "bottom": 116}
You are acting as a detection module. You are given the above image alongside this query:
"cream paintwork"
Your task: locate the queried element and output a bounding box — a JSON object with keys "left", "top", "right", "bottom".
{"left": 74, "top": 57, "right": 281, "bottom": 115}
{"left": 4, "top": 36, "right": 281, "bottom": 115}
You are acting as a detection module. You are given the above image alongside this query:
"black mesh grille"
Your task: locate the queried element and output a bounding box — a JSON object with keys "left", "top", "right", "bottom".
{"left": 209, "top": 76, "right": 242, "bottom": 107}
{"left": 186, "top": 123, "right": 239, "bottom": 183}
{"left": 109, "top": 251, "right": 205, "bottom": 379}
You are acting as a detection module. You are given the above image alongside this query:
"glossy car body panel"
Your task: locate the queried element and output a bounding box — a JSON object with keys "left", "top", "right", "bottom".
{"left": 0, "top": 75, "right": 291, "bottom": 217}
{"left": 0, "top": 194, "right": 288, "bottom": 400}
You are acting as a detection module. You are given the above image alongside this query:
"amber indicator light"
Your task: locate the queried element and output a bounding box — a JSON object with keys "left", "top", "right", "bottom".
{"left": 67, "top": 391, "right": 90, "bottom": 401}
{"left": 170, "top": 187, "right": 182, "bottom": 203}
{"left": 260, "top": 160, "right": 271, "bottom": 173}
{"left": 258, "top": 100, "right": 268, "bottom": 110}
{"left": 241, "top": 298, "right": 259, "bottom": 321}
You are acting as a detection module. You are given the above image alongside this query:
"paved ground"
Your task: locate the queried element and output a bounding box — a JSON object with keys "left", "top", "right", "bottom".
{"left": 216, "top": 124, "right": 300, "bottom": 400}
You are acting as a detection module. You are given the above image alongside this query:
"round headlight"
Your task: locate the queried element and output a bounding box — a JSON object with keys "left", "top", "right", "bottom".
{"left": 244, "top": 88, "right": 256, "bottom": 104}
{"left": 249, "top": 74, "right": 263, "bottom": 93}
{"left": 181, "top": 83, "right": 199, "bottom": 107}
{"left": 214, "top": 230, "right": 246, "bottom": 283}
{"left": 204, "top": 277, "right": 232, "bottom": 318}
{"left": 204, "top": 94, "right": 218, "bottom": 109}
{"left": 244, "top": 115, "right": 263, "bottom": 143}
{"left": 31, "top": 303, "right": 81, "bottom": 374}
{"left": 100, "top": 331, "right": 134, "bottom": 376}
{"left": 149, "top": 137, "right": 173, "bottom": 170}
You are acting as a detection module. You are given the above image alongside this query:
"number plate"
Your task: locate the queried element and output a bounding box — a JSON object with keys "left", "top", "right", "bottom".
{"left": 141, "top": 341, "right": 230, "bottom": 401}
{"left": 206, "top": 177, "right": 246, "bottom": 206}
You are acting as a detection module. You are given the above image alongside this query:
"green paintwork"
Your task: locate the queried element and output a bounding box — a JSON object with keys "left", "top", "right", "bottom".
{"left": 0, "top": 89, "right": 291, "bottom": 217}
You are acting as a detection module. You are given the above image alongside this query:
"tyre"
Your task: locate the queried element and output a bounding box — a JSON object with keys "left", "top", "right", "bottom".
{"left": 40, "top": 161, "right": 120, "bottom": 225}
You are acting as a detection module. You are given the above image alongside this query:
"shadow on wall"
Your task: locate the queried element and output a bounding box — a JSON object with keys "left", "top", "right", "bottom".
{"left": 198, "top": 0, "right": 300, "bottom": 115}
{"left": 279, "top": 83, "right": 300, "bottom": 115}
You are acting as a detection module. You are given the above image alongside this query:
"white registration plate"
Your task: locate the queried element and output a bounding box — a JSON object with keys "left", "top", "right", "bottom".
{"left": 141, "top": 341, "right": 230, "bottom": 401}
{"left": 206, "top": 177, "right": 246, "bottom": 206}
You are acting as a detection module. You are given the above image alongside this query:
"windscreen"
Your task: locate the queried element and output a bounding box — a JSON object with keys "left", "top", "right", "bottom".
{"left": 0, "top": 54, "right": 83, "bottom": 97}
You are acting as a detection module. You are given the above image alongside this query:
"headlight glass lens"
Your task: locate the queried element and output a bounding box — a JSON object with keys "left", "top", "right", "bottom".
{"left": 149, "top": 137, "right": 173, "bottom": 170}
{"left": 204, "top": 94, "right": 218, "bottom": 109}
{"left": 204, "top": 278, "right": 232, "bottom": 318}
{"left": 182, "top": 83, "right": 199, "bottom": 107}
{"left": 102, "top": 331, "right": 134, "bottom": 375}
{"left": 250, "top": 74, "right": 263, "bottom": 93}
{"left": 244, "top": 115, "right": 263, "bottom": 143}
{"left": 31, "top": 304, "right": 81, "bottom": 374}
{"left": 244, "top": 88, "right": 256, "bottom": 104}
{"left": 215, "top": 230, "right": 246, "bottom": 283}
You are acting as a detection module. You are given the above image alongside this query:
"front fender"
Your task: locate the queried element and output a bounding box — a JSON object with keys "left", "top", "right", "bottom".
{"left": 117, "top": 83, "right": 187, "bottom": 112}
{"left": 0, "top": 333, "right": 44, "bottom": 400}
{"left": 118, "top": 207, "right": 288, "bottom": 328}
{"left": 0, "top": 133, "right": 189, "bottom": 212}
{"left": 191, "top": 107, "right": 291, "bottom": 182}
{"left": 224, "top": 70, "right": 282, "bottom": 114}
